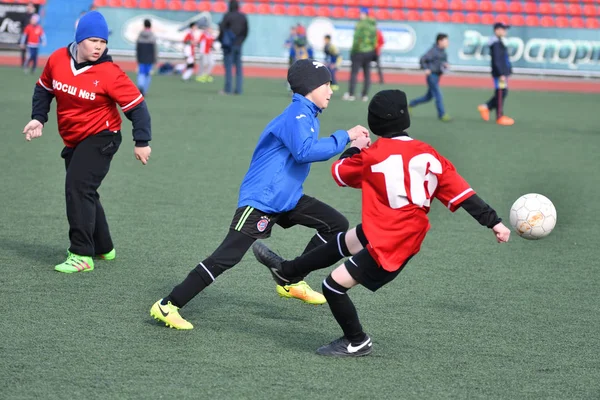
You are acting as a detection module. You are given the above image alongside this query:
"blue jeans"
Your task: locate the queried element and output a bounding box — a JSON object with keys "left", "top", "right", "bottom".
{"left": 25, "top": 46, "right": 39, "bottom": 72}
{"left": 137, "top": 63, "right": 153, "bottom": 95}
{"left": 223, "top": 45, "right": 243, "bottom": 94}
{"left": 409, "top": 73, "right": 445, "bottom": 118}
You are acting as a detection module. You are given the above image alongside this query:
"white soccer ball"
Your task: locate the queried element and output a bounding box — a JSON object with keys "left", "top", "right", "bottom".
{"left": 509, "top": 193, "right": 557, "bottom": 240}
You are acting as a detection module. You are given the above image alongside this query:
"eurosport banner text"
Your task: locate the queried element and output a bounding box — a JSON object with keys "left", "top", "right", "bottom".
{"left": 51, "top": 8, "right": 600, "bottom": 77}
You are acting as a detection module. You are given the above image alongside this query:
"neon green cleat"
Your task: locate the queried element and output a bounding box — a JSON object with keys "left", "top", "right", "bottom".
{"left": 276, "top": 281, "right": 327, "bottom": 305}
{"left": 440, "top": 114, "right": 453, "bottom": 122}
{"left": 195, "top": 75, "right": 207, "bottom": 83}
{"left": 99, "top": 248, "right": 116, "bottom": 260}
{"left": 150, "top": 300, "right": 194, "bottom": 330}
{"left": 55, "top": 252, "right": 94, "bottom": 273}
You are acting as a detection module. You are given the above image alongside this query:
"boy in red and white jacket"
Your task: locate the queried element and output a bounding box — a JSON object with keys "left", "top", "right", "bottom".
{"left": 182, "top": 22, "right": 200, "bottom": 81}
{"left": 196, "top": 27, "right": 216, "bottom": 83}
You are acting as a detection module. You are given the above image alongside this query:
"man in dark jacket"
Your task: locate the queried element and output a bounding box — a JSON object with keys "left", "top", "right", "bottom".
{"left": 135, "top": 19, "right": 158, "bottom": 96}
{"left": 218, "top": 0, "right": 248, "bottom": 95}
{"left": 409, "top": 33, "right": 451, "bottom": 122}
{"left": 478, "top": 22, "right": 514, "bottom": 126}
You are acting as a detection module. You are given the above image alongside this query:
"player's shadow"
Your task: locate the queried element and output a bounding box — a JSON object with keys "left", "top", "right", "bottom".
{"left": 0, "top": 236, "right": 63, "bottom": 266}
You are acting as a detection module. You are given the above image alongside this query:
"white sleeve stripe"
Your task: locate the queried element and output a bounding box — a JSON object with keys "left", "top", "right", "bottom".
{"left": 322, "top": 279, "right": 345, "bottom": 295}
{"left": 199, "top": 262, "right": 215, "bottom": 282}
{"left": 121, "top": 94, "right": 143, "bottom": 111}
{"left": 334, "top": 159, "right": 349, "bottom": 187}
{"left": 38, "top": 79, "right": 53, "bottom": 92}
{"left": 447, "top": 188, "right": 474, "bottom": 209}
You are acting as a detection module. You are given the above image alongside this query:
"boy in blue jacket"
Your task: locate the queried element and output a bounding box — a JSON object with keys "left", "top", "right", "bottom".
{"left": 478, "top": 22, "right": 514, "bottom": 126}
{"left": 150, "top": 59, "right": 370, "bottom": 330}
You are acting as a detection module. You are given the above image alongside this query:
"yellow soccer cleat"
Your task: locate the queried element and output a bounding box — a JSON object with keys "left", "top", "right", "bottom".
{"left": 150, "top": 299, "right": 193, "bottom": 330}
{"left": 276, "top": 281, "right": 327, "bottom": 305}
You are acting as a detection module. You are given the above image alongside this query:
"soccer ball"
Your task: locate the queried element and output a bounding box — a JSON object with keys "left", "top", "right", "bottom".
{"left": 509, "top": 193, "right": 557, "bottom": 240}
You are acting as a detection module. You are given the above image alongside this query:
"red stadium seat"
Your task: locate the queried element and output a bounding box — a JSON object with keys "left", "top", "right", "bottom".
{"left": 437, "top": 11, "right": 450, "bottom": 21}
{"left": 346, "top": 0, "right": 359, "bottom": 6}
{"left": 553, "top": 3, "right": 567, "bottom": 15}
{"left": 405, "top": 0, "right": 419, "bottom": 9}
{"left": 360, "top": 0, "right": 375, "bottom": 7}
{"left": 421, "top": 0, "right": 434, "bottom": 10}
{"left": 496, "top": 14, "right": 509, "bottom": 24}
{"left": 287, "top": 0, "right": 300, "bottom": 4}
{"left": 154, "top": 0, "right": 167, "bottom": 9}
{"left": 168, "top": 0, "right": 182, "bottom": 10}
{"left": 347, "top": 7, "right": 361, "bottom": 19}
{"left": 481, "top": 13, "right": 494, "bottom": 24}
{"left": 94, "top": 0, "right": 108, "bottom": 6}
{"left": 197, "top": 1, "right": 210, "bottom": 11}
{"left": 449, "top": 0, "right": 463, "bottom": 11}
{"left": 464, "top": 0, "right": 477, "bottom": 12}
{"left": 434, "top": 0, "right": 448, "bottom": 10}
{"left": 257, "top": 4, "right": 271, "bottom": 13}
{"left": 583, "top": 5, "right": 597, "bottom": 17}
{"left": 406, "top": 10, "right": 420, "bottom": 20}
{"left": 480, "top": 1, "right": 492, "bottom": 12}
{"left": 240, "top": 3, "right": 256, "bottom": 13}
{"left": 389, "top": 0, "right": 402, "bottom": 8}
{"left": 508, "top": 2, "right": 522, "bottom": 13}
{"left": 303, "top": 6, "right": 317, "bottom": 16}
{"left": 331, "top": 0, "right": 344, "bottom": 5}
{"left": 570, "top": 17, "right": 584, "bottom": 28}
{"left": 272, "top": 4, "right": 285, "bottom": 14}
{"left": 391, "top": 9, "right": 405, "bottom": 20}
{"left": 422, "top": 10, "right": 435, "bottom": 20}
{"left": 375, "top": 9, "right": 391, "bottom": 20}
{"left": 465, "top": 12, "right": 480, "bottom": 24}
{"left": 451, "top": 12, "right": 465, "bottom": 23}
{"left": 525, "top": 15, "right": 539, "bottom": 26}
{"left": 139, "top": 0, "right": 152, "bottom": 8}
{"left": 374, "top": 0, "right": 388, "bottom": 7}
{"left": 211, "top": 1, "right": 227, "bottom": 12}
{"left": 122, "top": 0, "right": 137, "bottom": 8}
{"left": 317, "top": 6, "right": 331, "bottom": 17}
{"left": 287, "top": 5, "right": 301, "bottom": 15}
{"left": 493, "top": 1, "right": 507, "bottom": 13}
{"left": 523, "top": 2, "right": 537, "bottom": 14}
{"left": 538, "top": 3, "right": 552, "bottom": 14}
{"left": 540, "top": 16, "right": 555, "bottom": 27}
{"left": 509, "top": 14, "right": 525, "bottom": 26}
{"left": 585, "top": 18, "right": 600, "bottom": 29}
{"left": 183, "top": 0, "right": 196, "bottom": 11}
{"left": 555, "top": 16, "right": 569, "bottom": 27}
{"left": 107, "top": 0, "right": 121, "bottom": 6}
{"left": 568, "top": 4, "right": 581, "bottom": 16}
{"left": 332, "top": 7, "right": 345, "bottom": 18}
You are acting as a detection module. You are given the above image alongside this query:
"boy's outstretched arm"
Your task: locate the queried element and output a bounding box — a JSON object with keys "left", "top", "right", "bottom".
{"left": 331, "top": 136, "right": 370, "bottom": 189}
{"left": 461, "top": 194, "right": 511, "bottom": 243}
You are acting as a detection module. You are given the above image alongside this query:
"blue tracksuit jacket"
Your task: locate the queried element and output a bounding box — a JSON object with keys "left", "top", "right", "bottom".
{"left": 238, "top": 94, "right": 350, "bottom": 213}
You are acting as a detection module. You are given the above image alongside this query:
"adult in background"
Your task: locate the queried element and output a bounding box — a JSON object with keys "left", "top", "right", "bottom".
{"left": 218, "top": 0, "right": 248, "bottom": 95}
{"left": 374, "top": 28, "right": 385, "bottom": 84}
{"left": 135, "top": 19, "right": 158, "bottom": 96}
{"left": 21, "top": 2, "right": 37, "bottom": 68}
{"left": 343, "top": 7, "right": 377, "bottom": 102}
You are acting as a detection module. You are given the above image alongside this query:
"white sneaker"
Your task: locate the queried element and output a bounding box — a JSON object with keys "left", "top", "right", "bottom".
{"left": 342, "top": 92, "right": 356, "bottom": 101}
{"left": 362, "top": 96, "right": 369, "bottom": 102}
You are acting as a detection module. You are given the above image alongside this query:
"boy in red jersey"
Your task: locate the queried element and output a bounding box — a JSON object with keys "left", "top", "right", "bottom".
{"left": 253, "top": 89, "right": 511, "bottom": 357}
{"left": 20, "top": 14, "right": 46, "bottom": 74}
{"left": 182, "top": 22, "right": 199, "bottom": 81}
{"left": 195, "top": 26, "right": 215, "bottom": 83}
{"left": 21, "top": 11, "right": 152, "bottom": 274}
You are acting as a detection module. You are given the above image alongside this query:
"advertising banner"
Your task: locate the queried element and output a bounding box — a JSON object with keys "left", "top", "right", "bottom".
{"left": 63, "top": 8, "right": 600, "bottom": 77}
{"left": 0, "top": 2, "right": 38, "bottom": 50}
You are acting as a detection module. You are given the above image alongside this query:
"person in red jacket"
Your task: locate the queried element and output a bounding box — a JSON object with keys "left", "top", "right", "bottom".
{"left": 21, "top": 11, "right": 152, "bottom": 274}
{"left": 20, "top": 14, "right": 46, "bottom": 74}
{"left": 374, "top": 29, "right": 385, "bottom": 84}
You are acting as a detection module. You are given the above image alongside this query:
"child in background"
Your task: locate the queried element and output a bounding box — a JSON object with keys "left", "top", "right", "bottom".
{"left": 323, "top": 34, "right": 342, "bottom": 91}
{"left": 20, "top": 14, "right": 46, "bottom": 74}
{"left": 196, "top": 27, "right": 216, "bottom": 83}
{"left": 182, "top": 22, "right": 199, "bottom": 81}
{"left": 135, "top": 19, "right": 158, "bottom": 95}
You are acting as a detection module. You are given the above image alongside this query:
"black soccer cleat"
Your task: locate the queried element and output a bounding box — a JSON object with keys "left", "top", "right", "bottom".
{"left": 316, "top": 336, "right": 373, "bottom": 357}
{"left": 252, "top": 241, "right": 299, "bottom": 286}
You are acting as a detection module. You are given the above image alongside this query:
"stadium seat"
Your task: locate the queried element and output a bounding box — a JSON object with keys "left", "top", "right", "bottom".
{"left": 139, "top": 0, "right": 152, "bottom": 8}
{"left": 346, "top": 0, "right": 359, "bottom": 6}
{"left": 168, "top": 0, "right": 182, "bottom": 10}
{"left": 122, "top": 0, "right": 137, "bottom": 7}
{"left": 523, "top": 2, "right": 537, "bottom": 14}
{"left": 332, "top": 7, "right": 345, "bottom": 18}
{"left": 240, "top": 3, "right": 256, "bottom": 13}
{"left": 553, "top": 3, "right": 567, "bottom": 16}
{"left": 437, "top": 11, "right": 450, "bottom": 22}
{"left": 493, "top": 1, "right": 507, "bottom": 13}
{"left": 347, "top": 7, "right": 361, "bottom": 19}
{"left": 94, "top": 0, "right": 108, "bottom": 6}
{"left": 433, "top": 0, "right": 448, "bottom": 10}
{"left": 375, "top": 9, "right": 391, "bottom": 20}
{"left": 568, "top": 4, "right": 582, "bottom": 16}
{"left": 374, "top": 0, "right": 388, "bottom": 7}
{"left": 272, "top": 4, "right": 285, "bottom": 14}
{"left": 316, "top": 6, "right": 330, "bottom": 17}
{"left": 257, "top": 3, "right": 271, "bottom": 13}
{"left": 154, "top": 0, "right": 167, "bottom": 9}
{"left": 405, "top": 0, "right": 419, "bottom": 9}
{"left": 391, "top": 9, "right": 405, "bottom": 20}
{"left": 389, "top": 0, "right": 402, "bottom": 8}
{"left": 406, "top": 10, "right": 421, "bottom": 20}
{"left": 182, "top": 0, "right": 196, "bottom": 11}
{"left": 449, "top": 0, "right": 463, "bottom": 11}
{"left": 555, "top": 16, "right": 569, "bottom": 27}
{"left": 464, "top": 0, "right": 477, "bottom": 12}
{"left": 422, "top": 10, "right": 435, "bottom": 21}
{"left": 197, "top": 1, "right": 210, "bottom": 11}
{"left": 287, "top": 0, "right": 300, "bottom": 4}
{"left": 509, "top": 14, "right": 525, "bottom": 26}
{"left": 302, "top": 5, "right": 317, "bottom": 16}
{"left": 451, "top": 12, "right": 465, "bottom": 23}
{"left": 585, "top": 18, "right": 600, "bottom": 29}
{"left": 420, "top": 0, "right": 434, "bottom": 10}
{"left": 360, "top": 0, "right": 375, "bottom": 7}
{"left": 570, "top": 17, "right": 584, "bottom": 28}
{"left": 525, "top": 15, "right": 539, "bottom": 26}
{"left": 465, "top": 12, "right": 480, "bottom": 24}
{"left": 108, "top": 0, "right": 122, "bottom": 6}
{"left": 480, "top": 1, "right": 492, "bottom": 13}
{"left": 583, "top": 5, "right": 597, "bottom": 17}
{"left": 538, "top": 3, "right": 552, "bottom": 14}
{"left": 211, "top": 1, "right": 227, "bottom": 12}
{"left": 496, "top": 14, "right": 509, "bottom": 24}
{"left": 481, "top": 13, "right": 494, "bottom": 24}
{"left": 508, "top": 2, "right": 522, "bottom": 13}
{"left": 287, "top": 5, "right": 301, "bottom": 15}
{"left": 540, "top": 16, "right": 555, "bottom": 27}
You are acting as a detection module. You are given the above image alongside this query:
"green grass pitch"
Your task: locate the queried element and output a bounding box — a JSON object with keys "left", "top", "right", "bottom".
{"left": 1, "top": 66, "right": 599, "bottom": 399}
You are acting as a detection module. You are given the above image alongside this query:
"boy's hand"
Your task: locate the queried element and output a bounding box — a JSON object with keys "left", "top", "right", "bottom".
{"left": 425, "top": 69, "right": 431, "bottom": 75}
{"left": 134, "top": 146, "right": 152, "bottom": 165}
{"left": 22, "top": 119, "right": 43, "bottom": 141}
{"left": 347, "top": 125, "right": 369, "bottom": 141}
{"left": 492, "top": 222, "right": 510, "bottom": 243}
{"left": 351, "top": 135, "right": 371, "bottom": 150}
{"left": 499, "top": 75, "right": 506, "bottom": 82}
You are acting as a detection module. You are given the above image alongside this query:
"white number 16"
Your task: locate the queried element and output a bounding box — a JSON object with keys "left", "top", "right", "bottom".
{"left": 371, "top": 154, "right": 442, "bottom": 209}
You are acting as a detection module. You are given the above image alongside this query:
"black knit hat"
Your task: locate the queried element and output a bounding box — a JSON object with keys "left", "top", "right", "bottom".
{"left": 287, "top": 59, "right": 332, "bottom": 96}
{"left": 368, "top": 89, "right": 411, "bottom": 136}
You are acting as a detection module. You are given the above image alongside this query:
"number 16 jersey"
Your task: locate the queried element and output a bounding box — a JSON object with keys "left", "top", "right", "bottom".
{"left": 331, "top": 135, "right": 476, "bottom": 272}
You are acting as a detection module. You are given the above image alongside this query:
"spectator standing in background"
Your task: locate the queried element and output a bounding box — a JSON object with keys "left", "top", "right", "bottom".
{"left": 218, "top": 0, "right": 248, "bottom": 95}
{"left": 343, "top": 7, "right": 377, "bottom": 102}
{"left": 374, "top": 28, "right": 385, "bottom": 84}
{"left": 20, "top": 14, "right": 46, "bottom": 74}
{"left": 135, "top": 19, "right": 158, "bottom": 95}
{"left": 21, "top": 2, "right": 37, "bottom": 68}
